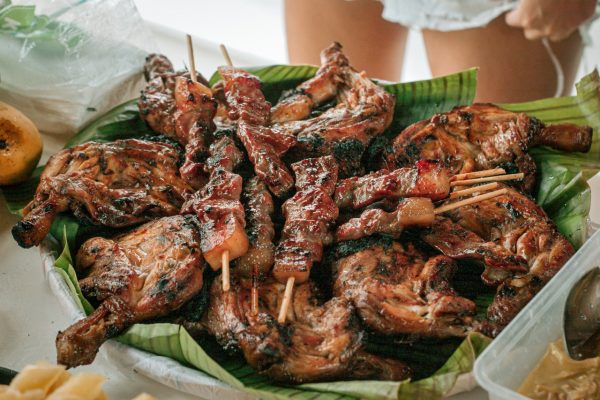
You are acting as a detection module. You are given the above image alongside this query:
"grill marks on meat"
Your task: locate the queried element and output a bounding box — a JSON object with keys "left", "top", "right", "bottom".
{"left": 384, "top": 104, "right": 593, "bottom": 193}
{"left": 220, "top": 67, "right": 297, "bottom": 197}
{"left": 56, "top": 215, "right": 204, "bottom": 367}
{"left": 442, "top": 184, "right": 575, "bottom": 334}
{"left": 335, "top": 197, "right": 435, "bottom": 242}
{"left": 13, "top": 139, "right": 192, "bottom": 248}
{"left": 181, "top": 169, "right": 249, "bottom": 270}
{"left": 334, "top": 160, "right": 450, "bottom": 209}
{"left": 420, "top": 217, "right": 528, "bottom": 286}
{"left": 270, "top": 42, "right": 348, "bottom": 123}
{"left": 174, "top": 77, "right": 218, "bottom": 188}
{"left": 273, "top": 156, "right": 339, "bottom": 284}
{"left": 235, "top": 177, "right": 276, "bottom": 279}
{"left": 333, "top": 241, "right": 476, "bottom": 337}
{"left": 138, "top": 54, "right": 210, "bottom": 137}
{"left": 206, "top": 276, "right": 412, "bottom": 383}
{"left": 274, "top": 43, "right": 396, "bottom": 177}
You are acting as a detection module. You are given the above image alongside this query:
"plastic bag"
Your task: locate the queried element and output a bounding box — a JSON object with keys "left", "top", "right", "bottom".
{"left": 0, "top": 0, "right": 154, "bottom": 134}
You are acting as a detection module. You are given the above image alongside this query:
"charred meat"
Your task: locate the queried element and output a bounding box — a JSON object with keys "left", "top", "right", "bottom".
{"left": 332, "top": 240, "right": 476, "bottom": 337}
{"left": 56, "top": 215, "right": 204, "bottom": 367}
{"left": 441, "top": 184, "right": 575, "bottom": 334}
{"left": 383, "top": 103, "right": 592, "bottom": 193}
{"left": 12, "top": 139, "right": 192, "bottom": 248}
{"left": 206, "top": 275, "right": 412, "bottom": 383}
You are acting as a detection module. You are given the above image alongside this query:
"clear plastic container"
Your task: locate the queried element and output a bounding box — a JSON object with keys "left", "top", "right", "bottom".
{"left": 474, "top": 229, "right": 600, "bottom": 400}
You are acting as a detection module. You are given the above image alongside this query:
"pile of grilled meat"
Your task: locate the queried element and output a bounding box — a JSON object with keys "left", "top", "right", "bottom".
{"left": 12, "top": 42, "right": 593, "bottom": 384}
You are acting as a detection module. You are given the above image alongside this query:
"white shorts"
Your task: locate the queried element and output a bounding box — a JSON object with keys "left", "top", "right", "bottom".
{"left": 380, "top": 0, "right": 599, "bottom": 44}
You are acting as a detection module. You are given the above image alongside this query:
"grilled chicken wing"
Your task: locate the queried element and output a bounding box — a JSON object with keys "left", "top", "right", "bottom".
{"left": 56, "top": 215, "right": 204, "bottom": 367}
{"left": 206, "top": 275, "right": 412, "bottom": 383}
{"left": 274, "top": 42, "right": 396, "bottom": 177}
{"left": 442, "top": 184, "right": 575, "bottom": 334}
{"left": 12, "top": 139, "right": 193, "bottom": 248}
{"left": 332, "top": 239, "right": 476, "bottom": 338}
{"left": 383, "top": 103, "right": 592, "bottom": 193}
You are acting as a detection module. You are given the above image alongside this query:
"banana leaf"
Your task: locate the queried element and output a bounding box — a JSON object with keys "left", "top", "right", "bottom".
{"left": 3, "top": 65, "right": 600, "bottom": 399}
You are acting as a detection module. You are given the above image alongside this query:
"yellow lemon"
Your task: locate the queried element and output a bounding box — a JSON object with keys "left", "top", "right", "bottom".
{"left": 0, "top": 101, "right": 43, "bottom": 185}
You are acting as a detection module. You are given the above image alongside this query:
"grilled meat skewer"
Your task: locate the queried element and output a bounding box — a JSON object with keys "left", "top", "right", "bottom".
{"left": 13, "top": 139, "right": 192, "bottom": 248}
{"left": 273, "top": 156, "right": 339, "bottom": 286}
{"left": 383, "top": 103, "right": 593, "bottom": 193}
{"left": 206, "top": 275, "right": 412, "bottom": 383}
{"left": 56, "top": 215, "right": 204, "bottom": 368}
{"left": 334, "top": 160, "right": 450, "bottom": 209}
{"left": 219, "top": 66, "right": 297, "bottom": 197}
{"left": 332, "top": 240, "right": 476, "bottom": 337}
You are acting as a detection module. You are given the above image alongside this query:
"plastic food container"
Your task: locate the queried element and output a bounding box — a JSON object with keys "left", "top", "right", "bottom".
{"left": 474, "top": 229, "right": 600, "bottom": 400}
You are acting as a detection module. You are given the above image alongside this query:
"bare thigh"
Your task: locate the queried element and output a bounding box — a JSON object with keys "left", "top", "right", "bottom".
{"left": 423, "top": 14, "right": 584, "bottom": 103}
{"left": 285, "top": 0, "right": 408, "bottom": 81}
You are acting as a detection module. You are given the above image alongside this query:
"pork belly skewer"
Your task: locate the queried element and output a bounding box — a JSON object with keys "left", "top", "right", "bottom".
{"left": 218, "top": 47, "right": 296, "bottom": 198}
{"left": 274, "top": 156, "right": 339, "bottom": 323}
{"left": 335, "top": 188, "right": 508, "bottom": 242}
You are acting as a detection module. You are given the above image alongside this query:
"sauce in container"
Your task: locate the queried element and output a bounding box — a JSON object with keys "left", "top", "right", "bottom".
{"left": 519, "top": 339, "right": 600, "bottom": 399}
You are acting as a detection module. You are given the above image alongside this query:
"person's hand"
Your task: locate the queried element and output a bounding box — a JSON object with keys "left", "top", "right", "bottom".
{"left": 505, "top": 0, "right": 597, "bottom": 41}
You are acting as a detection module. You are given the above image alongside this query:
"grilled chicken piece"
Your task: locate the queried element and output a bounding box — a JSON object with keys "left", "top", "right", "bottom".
{"left": 138, "top": 54, "right": 210, "bottom": 137}
{"left": 334, "top": 160, "right": 450, "bottom": 209}
{"left": 270, "top": 43, "right": 348, "bottom": 123}
{"left": 12, "top": 139, "right": 192, "bottom": 248}
{"left": 56, "top": 215, "right": 204, "bottom": 367}
{"left": 181, "top": 169, "right": 249, "bottom": 270}
{"left": 421, "top": 217, "right": 529, "bottom": 286}
{"left": 335, "top": 197, "right": 435, "bottom": 242}
{"left": 174, "top": 77, "right": 218, "bottom": 188}
{"left": 273, "top": 156, "right": 339, "bottom": 284}
{"left": 274, "top": 43, "right": 395, "bottom": 177}
{"left": 383, "top": 104, "right": 593, "bottom": 193}
{"left": 219, "top": 66, "right": 297, "bottom": 197}
{"left": 206, "top": 275, "right": 412, "bottom": 383}
{"left": 442, "top": 184, "right": 575, "bottom": 334}
{"left": 235, "top": 177, "right": 276, "bottom": 279}
{"left": 332, "top": 240, "right": 476, "bottom": 337}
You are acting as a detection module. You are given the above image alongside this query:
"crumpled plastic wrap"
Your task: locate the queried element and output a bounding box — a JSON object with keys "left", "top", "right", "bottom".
{"left": 0, "top": 0, "right": 152, "bottom": 134}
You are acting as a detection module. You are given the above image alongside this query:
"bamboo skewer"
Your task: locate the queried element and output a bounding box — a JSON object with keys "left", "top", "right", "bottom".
{"left": 220, "top": 44, "right": 234, "bottom": 67}
{"left": 251, "top": 265, "right": 259, "bottom": 315}
{"left": 451, "top": 168, "right": 506, "bottom": 181}
{"left": 278, "top": 277, "right": 295, "bottom": 324}
{"left": 222, "top": 250, "right": 230, "bottom": 292}
{"left": 186, "top": 34, "right": 197, "bottom": 83}
{"left": 435, "top": 188, "right": 508, "bottom": 214}
{"left": 450, "top": 172, "right": 525, "bottom": 187}
{"left": 449, "top": 182, "right": 499, "bottom": 199}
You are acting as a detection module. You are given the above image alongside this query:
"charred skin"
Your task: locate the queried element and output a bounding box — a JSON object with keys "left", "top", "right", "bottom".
{"left": 383, "top": 103, "right": 593, "bottom": 193}
{"left": 206, "top": 275, "right": 412, "bottom": 384}
{"left": 332, "top": 241, "right": 476, "bottom": 338}
{"left": 56, "top": 215, "right": 204, "bottom": 367}
{"left": 12, "top": 139, "right": 193, "bottom": 248}
{"left": 441, "top": 184, "right": 575, "bottom": 335}
{"left": 273, "top": 43, "right": 396, "bottom": 177}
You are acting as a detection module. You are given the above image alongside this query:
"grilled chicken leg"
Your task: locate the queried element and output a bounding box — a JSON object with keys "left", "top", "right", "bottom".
{"left": 56, "top": 215, "right": 204, "bottom": 367}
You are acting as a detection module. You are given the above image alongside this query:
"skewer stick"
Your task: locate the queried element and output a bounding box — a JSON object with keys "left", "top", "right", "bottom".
{"left": 435, "top": 188, "right": 508, "bottom": 214}
{"left": 451, "top": 168, "right": 505, "bottom": 181}
{"left": 222, "top": 250, "right": 230, "bottom": 292}
{"left": 186, "top": 34, "right": 197, "bottom": 83}
{"left": 251, "top": 265, "right": 259, "bottom": 316}
{"left": 278, "top": 277, "right": 295, "bottom": 324}
{"left": 450, "top": 172, "right": 525, "bottom": 187}
{"left": 449, "top": 182, "right": 499, "bottom": 199}
{"left": 219, "top": 44, "right": 234, "bottom": 67}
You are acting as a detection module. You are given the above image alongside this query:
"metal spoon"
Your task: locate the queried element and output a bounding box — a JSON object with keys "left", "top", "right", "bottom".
{"left": 564, "top": 266, "right": 600, "bottom": 360}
